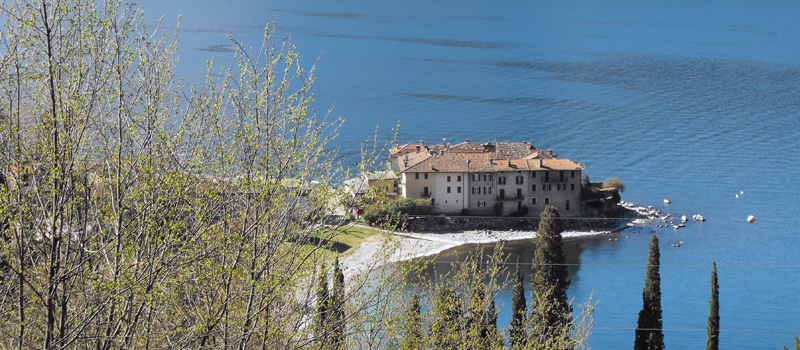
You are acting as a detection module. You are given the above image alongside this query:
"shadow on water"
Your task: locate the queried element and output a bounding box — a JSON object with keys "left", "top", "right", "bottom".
{"left": 405, "top": 235, "right": 616, "bottom": 289}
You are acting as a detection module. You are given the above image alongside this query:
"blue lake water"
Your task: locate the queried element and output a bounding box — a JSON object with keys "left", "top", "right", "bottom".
{"left": 138, "top": 0, "right": 800, "bottom": 348}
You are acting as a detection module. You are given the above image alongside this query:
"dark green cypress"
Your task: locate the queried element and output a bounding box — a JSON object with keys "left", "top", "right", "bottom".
{"left": 635, "top": 234, "right": 664, "bottom": 350}
{"left": 401, "top": 293, "right": 423, "bottom": 350}
{"left": 315, "top": 264, "right": 330, "bottom": 344}
{"left": 706, "top": 261, "right": 719, "bottom": 350}
{"left": 332, "top": 258, "right": 346, "bottom": 349}
{"left": 510, "top": 256, "right": 527, "bottom": 348}
{"left": 532, "top": 205, "right": 571, "bottom": 330}
{"left": 486, "top": 292, "right": 503, "bottom": 349}
{"left": 431, "top": 288, "right": 462, "bottom": 350}
{"left": 466, "top": 271, "right": 488, "bottom": 346}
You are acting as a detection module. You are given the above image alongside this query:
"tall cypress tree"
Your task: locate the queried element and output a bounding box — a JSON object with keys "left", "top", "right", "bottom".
{"left": 531, "top": 205, "right": 571, "bottom": 343}
{"left": 431, "top": 288, "right": 462, "bottom": 350}
{"left": 401, "top": 293, "right": 423, "bottom": 350}
{"left": 465, "top": 265, "right": 489, "bottom": 347}
{"left": 635, "top": 234, "right": 664, "bottom": 350}
{"left": 315, "top": 264, "right": 330, "bottom": 345}
{"left": 510, "top": 256, "right": 527, "bottom": 348}
{"left": 486, "top": 292, "right": 504, "bottom": 349}
{"left": 332, "top": 258, "right": 346, "bottom": 350}
{"left": 706, "top": 261, "right": 719, "bottom": 350}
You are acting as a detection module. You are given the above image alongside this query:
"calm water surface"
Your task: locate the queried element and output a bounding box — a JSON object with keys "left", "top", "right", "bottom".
{"left": 139, "top": 0, "right": 800, "bottom": 348}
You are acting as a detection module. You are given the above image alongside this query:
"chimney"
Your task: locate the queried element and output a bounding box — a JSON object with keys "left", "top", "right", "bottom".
{"left": 416, "top": 145, "right": 421, "bottom": 153}
{"left": 489, "top": 158, "right": 495, "bottom": 165}
{"left": 465, "top": 138, "right": 470, "bottom": 143}
{"left": 538, "top": 158, "right": 543, "bottom": 168}
{"left": 483, "top": 141, "right": 496, "bottom": 153}
{"left": 420, "top": 139, "right": 426, "bottom": 147}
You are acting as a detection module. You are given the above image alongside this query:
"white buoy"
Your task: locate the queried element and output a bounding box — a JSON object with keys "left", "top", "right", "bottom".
{"left": 747, "top": 215, "right": 756, "bottom": 223}
{"left": 736, "top": 193, "right": 739, "bottom": 198}
{"left": 663, "top": 199, "right": 671, "bottom": 204}
{"left": 741, "top": 190, "right": 744, "bottom": 194}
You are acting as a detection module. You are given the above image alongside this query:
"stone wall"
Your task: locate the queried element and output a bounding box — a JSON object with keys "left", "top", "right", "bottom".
{"left": 402, "top": 214, "right": 620, "bottom": 233}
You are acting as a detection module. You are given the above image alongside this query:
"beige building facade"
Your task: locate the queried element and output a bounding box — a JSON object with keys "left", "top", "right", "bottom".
{"left": 394, "top": 140, "right": 585, "bottom": 217}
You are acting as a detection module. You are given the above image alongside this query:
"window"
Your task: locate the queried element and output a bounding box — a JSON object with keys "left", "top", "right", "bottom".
{"left": 532, "top": 171, "right": 536, "bottom": 178}
{"left": 532, "top": 184, "right": 537, "bottom": 191}
{"left": 531, "top": 197, "right": 537, "bottom": 204}
{"left": 415, "top": 173, "right": 419, "bottom": 179}
{"left": 544, "top": 172, "right": 550, "bottom": 182}
{"left": 515, "top": 175, "right": 524, "bottom": 185}
{"left": 483, "top": 174, "right": 487, "bottom": 181}
{"left": 457, "top": 186, "right": 461, "bottom": 193}
{"left": 560, "top": 171, "right": 565, "bottom": 181}
{"left": 447, "top": 186, "right": 451, "bottom": 193}
{"left": 499, "top": 189, "right": 505, "bottom": 199}
{"left": 484, "top": 186, "right": 492, "bottom": 195}
{"left": 545, "top": 197, "right": 550, "bottom": 204}
{"left": 516, "top": 188, "right": 522, "bottom": 199}
{"left": 478, "top": 201, "right": 486, "bottom": 207}
{"left": 566, "top": 200, "right": 570, "bottom": 211}
{"left": 571, "top": 171, "right": 575, "bottom": 178}
{"left": 499, "top": 176, "right": 506, "bottom": 185}
{"left": 571, "top": 183, "right": 575, "bottom": 191}
{"left": 424, "top": 173, "right": 428, "bottom": 179}
{"left": 547, "top": 184, "right": 552, "bottom": 191}
{"left": 447, "top": 176, "right": 451, "bottom": 182}
{"left": 457, "top": 175, "right": 461, "bottom": 182}
{"left": 488, "top": 174, "right": 492, "bottom": 181}
{"left": 471, "top": 187, "right": 475, "bottom": 194}
{"left": 423, "top": 187, "right": 429, "bottom": 197}
{"left": 472, "top": 174, "right": 476, "bottom": 181}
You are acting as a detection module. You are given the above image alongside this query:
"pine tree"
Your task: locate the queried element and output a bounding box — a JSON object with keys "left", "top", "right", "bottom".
{"left": 510, "top": 256, "right": 527, "bottom": 348}
{"left": 635, "top": 234, "right": 664, "bottom": 350}
{"left": 531, "top": 205, "right": 571, "bottom": 343}
{"left": 315, "top": 264, "right": 330, "bottom": 345}
{"left": 332, "top": 258, "right": 346, "bottom": 349}
{"left": 401, "top": 293, "right": 424, "bottom": 350}
{"left": 706, "top": 261, "right": 719, "bottom": 350}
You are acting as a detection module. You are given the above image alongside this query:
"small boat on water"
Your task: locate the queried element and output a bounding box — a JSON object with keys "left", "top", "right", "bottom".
{"left": 664, "top": 199, "right": 671, "bottom": 204}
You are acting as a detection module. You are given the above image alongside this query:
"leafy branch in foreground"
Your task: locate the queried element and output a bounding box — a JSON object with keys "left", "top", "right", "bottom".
{"left": 0, "top": 1, "right": 406, "bottom": 348}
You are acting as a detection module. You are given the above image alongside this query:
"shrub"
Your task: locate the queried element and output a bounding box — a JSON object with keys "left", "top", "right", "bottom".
{"left": 602, "top": 177, "right": 625, "bottom": 193}
{"left": 363, "top": 198, "right": 434, "bottom": 226}
{"left": 509, "top": 206, "right": 529, "bottom": 217}
{"left": 494, "top": 202, "right": 504, "bottom": 217}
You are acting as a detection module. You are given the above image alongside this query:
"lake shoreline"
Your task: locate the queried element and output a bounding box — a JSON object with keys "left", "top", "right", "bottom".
{"left": 341, "top": 202, "right": 662, "bottom": 278}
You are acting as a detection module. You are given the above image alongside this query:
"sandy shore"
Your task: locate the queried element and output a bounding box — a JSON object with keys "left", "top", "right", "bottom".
{"left": 340, "top": 202, "right": 662, "bottom": 279}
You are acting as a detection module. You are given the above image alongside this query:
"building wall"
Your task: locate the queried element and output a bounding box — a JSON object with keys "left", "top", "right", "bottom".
{"left": 496, "top": 171, "right": 528, "bottom": 216}
{"left": 401, "top": 168, "right": 582, "bottom": 217}
{"left": 401, "top": 172, "right": 435, "bottom": 200}
{"left": 433, "top": 172, "right": 467, "bottom": 214}
{"left": 525, "top": 169, "right": 582, "bottom": 217}
{"left": 468, "top": 172, "right": 496, "bottom": 216}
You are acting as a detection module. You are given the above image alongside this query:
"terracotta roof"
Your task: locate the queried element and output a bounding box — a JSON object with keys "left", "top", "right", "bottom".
{"left": 390, "top": 143, "right": 426, "bottom": 157}
{"left": 404, "top": 153, "right": 584, "bottom": 173}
